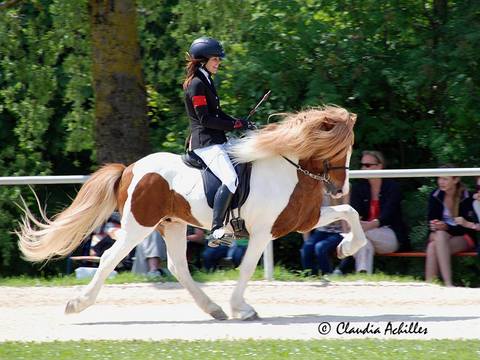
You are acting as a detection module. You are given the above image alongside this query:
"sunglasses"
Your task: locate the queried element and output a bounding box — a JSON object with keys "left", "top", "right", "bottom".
{"left": 361, "top": 163, "right": 379, "bottom": 168}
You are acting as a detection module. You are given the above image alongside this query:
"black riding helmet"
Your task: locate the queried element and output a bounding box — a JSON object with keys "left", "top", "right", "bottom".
{"left": 188, "top": 37, "right": 225, "bottom": 61}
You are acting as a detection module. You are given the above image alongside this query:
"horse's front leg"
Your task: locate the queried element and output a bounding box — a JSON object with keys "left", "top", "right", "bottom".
{"left": 162, "top": 221, "right": 228, "bottom": 320}
{"left": 231, "top": 230, "right": 272, "bottom": 320}
{"left": 315, "top": 204, "right": 367, "bottom": 258}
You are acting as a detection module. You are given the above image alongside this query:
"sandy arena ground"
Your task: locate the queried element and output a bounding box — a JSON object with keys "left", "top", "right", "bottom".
{"left": 1, "top": 280, "right": 479, "bottom": 342}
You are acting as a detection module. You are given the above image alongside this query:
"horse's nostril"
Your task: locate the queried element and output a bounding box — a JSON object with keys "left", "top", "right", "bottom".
{"left": 336, "top": 189, "right": 343, "bottom": 195}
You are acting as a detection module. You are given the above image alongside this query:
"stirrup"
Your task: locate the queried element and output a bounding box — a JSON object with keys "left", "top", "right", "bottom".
{"left": 207, "top": 229, "right": 235, "bottom": 248}
{"left": 230, "top": 217, "right": 249, "bottom": 238}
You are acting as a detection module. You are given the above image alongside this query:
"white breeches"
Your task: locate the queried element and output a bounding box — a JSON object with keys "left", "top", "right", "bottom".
{"left": 194, "top": 144, "right": 238, "bottom": 193}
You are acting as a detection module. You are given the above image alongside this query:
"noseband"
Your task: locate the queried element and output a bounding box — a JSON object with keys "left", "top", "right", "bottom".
{"left": 282, "top": 156, "right": 349, "bottom": 191}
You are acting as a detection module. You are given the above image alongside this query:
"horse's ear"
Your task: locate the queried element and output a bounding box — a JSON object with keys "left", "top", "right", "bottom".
{"left": 319, "top": 119, "right": 335, "bottom": 131}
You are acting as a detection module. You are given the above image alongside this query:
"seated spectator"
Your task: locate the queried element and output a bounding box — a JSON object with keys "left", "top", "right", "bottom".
{"left": 230, "top": 238, "right": 248, "bottom": 266}
{"left": 203, "top": 239, "right": 248, "bottom": 272}
{"left": 186, "top": 226, "right": 206, "bottom": 270}
{"left": 132, "top": 230, "right": 168, "bottom": 278}
{"left": 301, "top": 197, "right": 346, "bottom": 276}
{"left": 426, "top": 169, "right": 478, "bottom": 286}
{"left": 473, "top": 176, "right": 480, "bottom": 218}
{"left": 350, "top": 150, "right": 408, "bottom": 274}
{"left": 69, "top": 212, "right": 134, "bottom": 272}
{"left": 89, "top": 212, "right": 121, "bottom": 257}
{"left": 332, "top": 256, "right": 355, "bottom": 276}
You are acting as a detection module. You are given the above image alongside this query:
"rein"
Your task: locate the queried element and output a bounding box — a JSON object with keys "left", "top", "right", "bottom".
{"left": 282, "top": 156, "right": 348, "bottom": 183}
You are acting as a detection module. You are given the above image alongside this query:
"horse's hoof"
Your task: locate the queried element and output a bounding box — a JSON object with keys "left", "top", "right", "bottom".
{"left": 241, "top": 310, "right": 260, "bottom": 321}
{"left": 65, "top": 300, "right": 79, "bottom": 314}
{"left": 210, "top": 308, "right": 228, "bottom": 320}
{"left": 65, "top": 297, "right": 90, "bottom": 314}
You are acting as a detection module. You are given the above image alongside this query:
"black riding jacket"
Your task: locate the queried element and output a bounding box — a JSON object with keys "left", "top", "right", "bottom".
{"left": 427, "top": 188, "right": 478, "bottom": 241}
{"left": 184, "top": 68, "right": 237, "bottom": 150}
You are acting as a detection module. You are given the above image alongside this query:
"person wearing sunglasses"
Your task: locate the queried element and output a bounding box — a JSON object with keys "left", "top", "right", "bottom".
{"left": 426, "top": 168, "right": 478, "bottom": 286}
{"left": 349, "top": 150, "right": 409, "bottom": 274}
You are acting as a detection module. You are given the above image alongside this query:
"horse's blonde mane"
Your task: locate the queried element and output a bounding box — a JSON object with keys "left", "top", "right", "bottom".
{"left": 230, "top": 105, "right": 356, "bottom": 163}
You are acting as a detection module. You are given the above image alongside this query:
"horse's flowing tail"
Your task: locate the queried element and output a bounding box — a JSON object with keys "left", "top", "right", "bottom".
{"left": 17, "top": 163, "right": 126, "bottom": 262}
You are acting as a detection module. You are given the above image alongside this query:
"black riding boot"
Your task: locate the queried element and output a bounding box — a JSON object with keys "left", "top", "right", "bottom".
{"left": 209, "top": 185, "right": 234, "bottom": 247}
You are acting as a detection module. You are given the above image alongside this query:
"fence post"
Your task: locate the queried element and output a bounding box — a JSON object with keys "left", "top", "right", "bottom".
{"left": 263, "top": 241, "right": 274, "bottom": 281}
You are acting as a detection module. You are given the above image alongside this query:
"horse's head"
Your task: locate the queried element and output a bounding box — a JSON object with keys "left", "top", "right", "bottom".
{"left": 319, "top": 146, "right": 352, "bottom": 199}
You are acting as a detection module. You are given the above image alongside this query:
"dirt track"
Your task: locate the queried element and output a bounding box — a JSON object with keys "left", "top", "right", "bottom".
{"left": 1, "top": 281, "right": 479, "bottom": 342}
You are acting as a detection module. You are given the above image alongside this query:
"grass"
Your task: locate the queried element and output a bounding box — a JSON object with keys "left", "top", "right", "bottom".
{"left": 0, "top": 339, "right": 479, "bottom": 359}
{"left": 0, "top": 266, "right": 424, "bottom": 287}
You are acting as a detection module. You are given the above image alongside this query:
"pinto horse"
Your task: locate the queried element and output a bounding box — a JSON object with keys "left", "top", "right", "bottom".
{"left": 18, "top": 105, "right": 366, "bottom": 320}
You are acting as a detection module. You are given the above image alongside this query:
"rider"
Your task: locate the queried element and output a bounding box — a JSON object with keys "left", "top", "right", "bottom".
{"left": 183, "top": 36, "right": 249, "bottom": 247}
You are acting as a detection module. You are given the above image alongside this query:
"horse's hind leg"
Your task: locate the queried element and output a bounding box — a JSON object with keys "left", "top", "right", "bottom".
{"left": 65, "top": 222, "right": 153, "bottom": 314}
{"left": 230, "top": 230, "right": 272, "bottom": 320}
{"left": 163, "top": 221, "right": 227, "bottom": 320}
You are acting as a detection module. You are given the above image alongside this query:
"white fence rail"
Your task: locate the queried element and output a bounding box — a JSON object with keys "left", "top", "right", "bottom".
{"left": 2, "top": 168, "right": 480, "bottom": 185}
{"left": 2, "top": 168, "right": 480, "bottom": 280}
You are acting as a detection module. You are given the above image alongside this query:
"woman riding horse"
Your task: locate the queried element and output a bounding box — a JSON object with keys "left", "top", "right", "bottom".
{"left": 18, "top": 104, "right": 365, "bottom": 321}
{"left": 183, "top": 37, "right": 249, "bottom": 247}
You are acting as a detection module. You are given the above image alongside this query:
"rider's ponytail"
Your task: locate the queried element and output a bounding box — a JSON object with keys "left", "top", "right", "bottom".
{"left": 183, "top": 54, "right": 202, "bottom": 90}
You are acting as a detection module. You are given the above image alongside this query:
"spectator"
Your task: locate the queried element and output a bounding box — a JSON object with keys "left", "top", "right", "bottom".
{"left": 186, "top": 226, "right": 206, "bottom": 270}
{"left": 426, "top": 169, "right": 478, "bottom": 286}
{"left": 473, "top": 176, "right": 480, "bottom": 218}
{"left": 203, "top": 239, "right": 247, "bottom": 272}
{"left": 132, "top": 230, "right": 168, "bottom": 278}
{"left": 300, "top": 197, "right": 346, "bottom": 276}
{"left": 89, "top": 212, "right": 121, "bottom": 257}
{"left": 456, "top": 176, "right": 480, "bottom": 228}
{"left": 231, "top": 238, "right": 248, "bottom": 267}
{"left": 350, "top": 150, "right": 408, "bottom": 274}
{"left": 69, "top": 212, "right": 134, "bottom": 272}
{"left": 332, "top": 256, "right": 355, "bottom": 276}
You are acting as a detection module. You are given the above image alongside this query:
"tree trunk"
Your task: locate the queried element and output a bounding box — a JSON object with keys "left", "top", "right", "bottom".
{"left": 89, "top": 0, "right": 151, "bottom": 165}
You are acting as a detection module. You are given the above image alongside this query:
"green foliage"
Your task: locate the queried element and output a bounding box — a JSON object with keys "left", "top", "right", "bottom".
{"left": 402, "top": 183, "right": 435, "bottom": 249}
{"left": 0, "top": 1, "right": 93, "bottom": 275}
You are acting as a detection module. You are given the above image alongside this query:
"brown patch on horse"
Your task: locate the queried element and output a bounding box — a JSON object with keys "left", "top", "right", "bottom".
{"left": 116, "top": 164, "right": 134, "bottom": 215}
{"left": 130, "top": 172, "right": 202, "bottom": 227}
{"left": 270, "top": 159, "right": 324, "bottom": 239}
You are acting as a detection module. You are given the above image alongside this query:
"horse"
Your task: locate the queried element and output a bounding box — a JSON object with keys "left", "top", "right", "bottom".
{"left": 18, "top": 105, "right": 367, "bottom": 320}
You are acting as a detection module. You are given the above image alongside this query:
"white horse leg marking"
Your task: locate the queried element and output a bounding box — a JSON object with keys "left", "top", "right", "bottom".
{"left": 163, "top": 221, "right": 228, "bottom": 320}
{"left": 230, "top": 230, "right": 272, "bottom": 320}
{"left": 65, "top": 218, "right": 153, "bottom": 314}
{"left": 315, "top": 204, "right": 367, "bottom": 258}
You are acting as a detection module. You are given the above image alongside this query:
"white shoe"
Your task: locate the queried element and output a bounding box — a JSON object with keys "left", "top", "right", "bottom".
{"left": 212, "top": 228, "right": 226, "bottom": 239}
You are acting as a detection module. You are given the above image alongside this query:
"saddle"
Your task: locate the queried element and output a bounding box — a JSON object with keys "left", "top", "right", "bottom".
{"left": 182, "top": 151, "right": 252, "bottom": 237}
{"left": 182, "top": 151, "right": 252, "bottom": 209}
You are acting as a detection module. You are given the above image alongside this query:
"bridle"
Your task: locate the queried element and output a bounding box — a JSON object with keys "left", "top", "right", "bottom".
{"left": 282, "top": 156, "right": 349, "bottom": 193}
